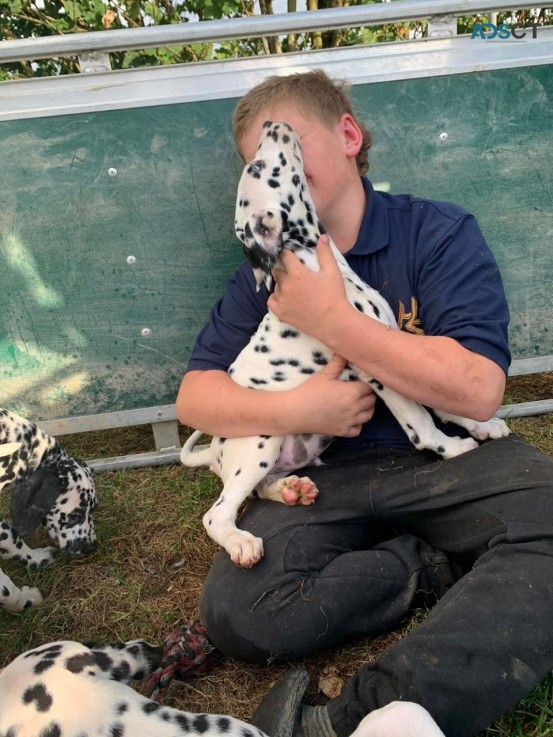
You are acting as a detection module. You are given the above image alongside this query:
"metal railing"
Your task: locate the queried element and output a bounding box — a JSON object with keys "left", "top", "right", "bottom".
{"left": 0, "top": 0, "right": 548, "bottom": 64}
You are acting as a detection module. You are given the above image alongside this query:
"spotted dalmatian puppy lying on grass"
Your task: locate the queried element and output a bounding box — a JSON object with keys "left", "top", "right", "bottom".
{"left": 0, "top": 639, "right": 269, "bottom": 737}
{"left": 0, "top": 638, "right": 446, "bottom": 737}
{"left": 180, "top": 121, "right": 510, "bottom": 569}
{"left": 0, "top": 408, "right": 97, "bottom": 611}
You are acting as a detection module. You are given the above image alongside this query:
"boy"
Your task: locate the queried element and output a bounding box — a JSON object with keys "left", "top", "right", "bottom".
{"left": 176, "top": 70, "right": 553, "bottom": 737}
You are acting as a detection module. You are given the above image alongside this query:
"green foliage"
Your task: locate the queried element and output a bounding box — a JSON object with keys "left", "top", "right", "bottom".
{"left": 0, "top": 0, "right": 245, "bottom": 78}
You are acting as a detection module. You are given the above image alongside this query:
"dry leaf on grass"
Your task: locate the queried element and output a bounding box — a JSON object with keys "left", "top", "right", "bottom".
{"left": 318, "top": 665, "right": 344, "bottom": 699}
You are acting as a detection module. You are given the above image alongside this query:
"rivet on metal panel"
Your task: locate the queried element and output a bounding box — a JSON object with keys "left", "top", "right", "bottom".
{"left": 141, "top": 328, "right": 152, "bottom": 338}
{"left": 108, "top": 167, "right": 118, "bottom": 177}
{"left": 126, "top": 255, "right": 137, "bottom": 265}
{"left": 439, "top": 132, "right": 449, "bottom": 142}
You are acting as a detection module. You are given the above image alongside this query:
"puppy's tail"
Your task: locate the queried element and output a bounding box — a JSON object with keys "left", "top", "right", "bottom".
{"left": 180, "top": 430, "right": 212, "bottom": 468}
{"left": 0, "top": 442, "right": 23, "bottom": 460}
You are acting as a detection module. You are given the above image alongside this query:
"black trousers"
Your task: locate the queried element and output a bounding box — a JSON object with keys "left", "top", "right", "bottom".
{"left": 199, "top": 435, "right": 553, "bottom": 737}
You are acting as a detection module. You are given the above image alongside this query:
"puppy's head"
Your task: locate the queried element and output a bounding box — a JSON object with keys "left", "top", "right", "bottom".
{"left": 235, "top": 121, "right": 323, "bottom": 291}
{"left": 9, "top": 454, "right": 98, "bottom": 557}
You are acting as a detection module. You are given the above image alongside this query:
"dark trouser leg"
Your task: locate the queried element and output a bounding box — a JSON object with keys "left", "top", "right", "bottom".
{"left": 327, "top": 435, "right": 553, "bottom": 737}
{"left": 200, "top": 448, "right": 458, "bottom": 663}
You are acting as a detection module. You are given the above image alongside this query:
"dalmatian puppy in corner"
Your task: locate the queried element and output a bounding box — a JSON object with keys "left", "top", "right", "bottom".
{"left": 0, "top": 638, "right": 445, "bottom": 737}
{"left": 181, "top": 121, "right": 510, "bottom": 569}
{"left": 0, "top": 638, "right": 270, "bottom": 737}
{"left": 0, "top": 407, "right": 98, "bottom": 611}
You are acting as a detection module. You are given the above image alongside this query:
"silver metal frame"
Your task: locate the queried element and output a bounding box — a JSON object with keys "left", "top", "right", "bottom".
{"left": 2, "top": 26, "right": 553, "bottom": 122}
{"left": 0, "top": 0, "right": 547, "bottom": 65}
{"left": 2, "top": 3, "right": 551, "bottom": 467}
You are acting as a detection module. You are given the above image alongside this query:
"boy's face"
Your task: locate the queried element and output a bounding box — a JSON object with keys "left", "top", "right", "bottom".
{"left": 239, "top": 105, "right": 360, "bottom": 223}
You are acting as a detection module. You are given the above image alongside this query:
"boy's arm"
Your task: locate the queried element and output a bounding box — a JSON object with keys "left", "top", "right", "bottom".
{"left": 176, "top": 355, "right": 376, "bottom": 439}
{"left": 269, "top": 237, "right": 506, "bottom": 422}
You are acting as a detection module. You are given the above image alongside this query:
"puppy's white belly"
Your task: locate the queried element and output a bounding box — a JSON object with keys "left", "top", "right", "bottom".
{"left": 273, "top": 433, "right": 331, "bottom": 472}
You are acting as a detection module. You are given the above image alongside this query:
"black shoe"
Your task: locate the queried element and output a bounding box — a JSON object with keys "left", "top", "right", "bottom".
{"left": 251, "top": 668, "right": 310, "bottom": 737}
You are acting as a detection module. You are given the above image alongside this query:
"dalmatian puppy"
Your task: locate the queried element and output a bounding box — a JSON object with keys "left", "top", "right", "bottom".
{"left": 181, "top": 121, "right": 509, "bottom": 568}
{"left": 0, "top": 407, "right": 97, "bottom": 611}
{"left": 0, "top": 638, "right": 269, "bottom": 737}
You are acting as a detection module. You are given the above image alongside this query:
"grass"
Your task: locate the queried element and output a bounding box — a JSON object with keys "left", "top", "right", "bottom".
{"left": 1, "top": 373, "right": 552, "bottom": 735}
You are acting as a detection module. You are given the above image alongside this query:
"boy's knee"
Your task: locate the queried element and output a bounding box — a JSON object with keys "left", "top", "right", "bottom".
{"left": 199, "top": 562, "right": 273, "bottom": 664}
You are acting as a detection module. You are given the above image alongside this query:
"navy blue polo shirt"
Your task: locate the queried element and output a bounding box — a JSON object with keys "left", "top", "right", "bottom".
{"left": 186, "top": 178, "right": 511, "bottom": 451}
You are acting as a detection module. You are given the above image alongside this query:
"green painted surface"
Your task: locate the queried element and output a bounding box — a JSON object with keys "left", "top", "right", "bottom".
{"left": 1, "top": 65, "right": 551, "bottom": 421}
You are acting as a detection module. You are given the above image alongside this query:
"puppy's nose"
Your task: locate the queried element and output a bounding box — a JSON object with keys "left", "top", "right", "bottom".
{"left": 64, "top": 537, "right": 98, "bottom": 557}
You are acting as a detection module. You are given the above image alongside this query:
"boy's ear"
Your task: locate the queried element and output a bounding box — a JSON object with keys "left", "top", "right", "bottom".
{"left": 340, "top": 113, "right": 363, "bottom": 159}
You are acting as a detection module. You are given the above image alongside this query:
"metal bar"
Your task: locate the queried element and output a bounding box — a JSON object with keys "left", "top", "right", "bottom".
{"left": 498, "top": 399, "right": 553, "bottom": 419}
{"left": 85, "top": 396, "right": 553, "bottom": 472}
{"left": 0, "top": 0, "right": 545, "bottom": 64}
{"left": 152, "top": 420, "right": 181, "bottom": 451}
{"left": 88, "top": 447, "right": 181, "bottom": 472}
{"left": 3, "top": 30, "right": 553, "bottom": 123}
{"left": 37, "top": 404, "right": 177, "bottom": 436}
{"left": 509, "top": 355, "right": 553, "bottom": 376}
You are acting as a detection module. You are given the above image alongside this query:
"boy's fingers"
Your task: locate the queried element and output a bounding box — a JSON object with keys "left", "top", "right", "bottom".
{"left": 316, "top": 234, "right": 340, "bottom": 272}
{"left": 320, "top": 353, "right": 347, "bottom": 377}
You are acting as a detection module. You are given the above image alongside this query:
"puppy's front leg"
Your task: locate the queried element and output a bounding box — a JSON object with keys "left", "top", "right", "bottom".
{"left": 0, "top": 521, "right": 56, "bottom": 568}
{"left": 0, "top": 568, "right": 42, "bottom": 611}
{"left": 204, "top": 435, "right": 283, "bottom": 568}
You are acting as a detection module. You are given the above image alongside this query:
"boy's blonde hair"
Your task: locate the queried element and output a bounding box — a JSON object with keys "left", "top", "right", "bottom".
{"left": 232, "top": 69, "right": 373, "bottom": 175}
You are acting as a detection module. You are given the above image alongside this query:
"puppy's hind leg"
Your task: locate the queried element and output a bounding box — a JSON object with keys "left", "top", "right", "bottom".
{"left": 434, "top": 411, "right": 510, "bottom": 441}
{"left": 256, "top": 474, "right": 319, "bottom": 506}
{"left": 203, "top": 435, "right": 283, "bottom": 568}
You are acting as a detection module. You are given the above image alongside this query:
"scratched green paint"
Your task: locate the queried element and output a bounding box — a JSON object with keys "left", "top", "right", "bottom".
{"left": 0, "top": 66, "right": 551, "bottom": 420}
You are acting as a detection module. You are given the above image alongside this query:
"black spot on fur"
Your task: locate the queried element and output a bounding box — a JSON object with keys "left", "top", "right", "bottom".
{"left": 23, "top": 683, "right": 53, "bottom": 712}
{"left": 143, "top": 701, "right": 161, "bottom": 713}
{"left": 193, "top": 715, "right": 210, "bottom": 733}
{"left": 368, "top": 301, "right": 381, "bottom": 318}
{"left": 111, "top": 662, "right": 131, "bottom": 681}
{"left": 92, "top": 651, "right": 113, "bottom": 670}
{"left": 175, "top": 714, "right": 190, "bottom": 730}
{"left": 39, "top": 723, "right": 61, "bottom": 737}
{"left": 34, "top": 659, "right": 55, "bottom": 674}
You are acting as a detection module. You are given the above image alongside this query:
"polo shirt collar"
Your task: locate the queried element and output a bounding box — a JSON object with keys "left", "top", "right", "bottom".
{"left": 345, "top": 177, "right": 389, "bottom": 256}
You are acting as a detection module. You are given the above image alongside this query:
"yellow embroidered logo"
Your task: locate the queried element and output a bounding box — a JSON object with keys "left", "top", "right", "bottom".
{"left": 398, "top": 297, "right": 425, "bottom": 334}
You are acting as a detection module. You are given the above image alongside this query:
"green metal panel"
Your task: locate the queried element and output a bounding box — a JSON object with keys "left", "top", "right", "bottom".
{"left": 0, "top": 99, "right": 243, "bottom": 420}
{"left": 1, "top": 65, "right": 551, "bottom": 421}
{"left": 354, "top": 65, "right": 552, "bottom": 364}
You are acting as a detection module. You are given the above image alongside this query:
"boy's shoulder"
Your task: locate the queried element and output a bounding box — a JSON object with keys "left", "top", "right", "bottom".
{"left": 373, "top": 182, "right": 472, "bottom": 223}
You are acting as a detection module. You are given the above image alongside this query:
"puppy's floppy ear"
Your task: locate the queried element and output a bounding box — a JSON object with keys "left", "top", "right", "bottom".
{"left": 10, "top": 467, "right": 64, "bottom": 538}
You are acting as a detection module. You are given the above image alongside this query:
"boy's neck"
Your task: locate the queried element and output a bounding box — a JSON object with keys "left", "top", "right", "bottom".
{"left": 325, "top": 176, "right": 367, "bottom": 254}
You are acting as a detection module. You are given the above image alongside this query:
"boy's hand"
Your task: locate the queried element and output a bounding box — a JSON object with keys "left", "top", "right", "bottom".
{"left": 268, "top": 235, "right": 349, "bottom": 341}
{"left": 291, "top": 354, "right": 376, "bottom": 438}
